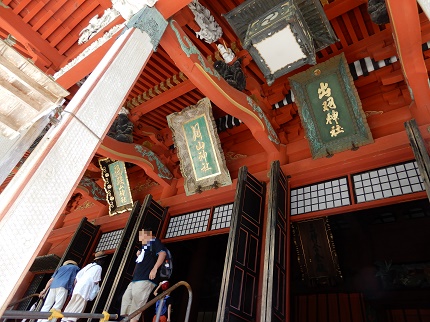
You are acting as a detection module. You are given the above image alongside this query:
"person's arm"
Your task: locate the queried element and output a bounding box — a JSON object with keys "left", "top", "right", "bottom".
{"left": 167, "top": 304, "right": 171, "bottom": 322}
{"left": 149, "top": 251, "right": 166, "bottom": 280}
{"left": 153, "top": 282, "right": 162, "bottom": 296}
{"left": 94, "top": 265, "right": 102, "bottom": 283}
{"left": 39, "top": 278, "right": 54, "bottom": 297}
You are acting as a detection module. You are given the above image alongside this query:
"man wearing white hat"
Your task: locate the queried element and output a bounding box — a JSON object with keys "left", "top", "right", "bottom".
{"left": 61, "top": 251, "right": 108, "bottom": 322}
{"left": 38, "top": 260, "right": 80, "bottom": 322}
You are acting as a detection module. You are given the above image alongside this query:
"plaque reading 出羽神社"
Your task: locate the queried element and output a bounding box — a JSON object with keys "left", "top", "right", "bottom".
{"left": 289, "top": 53, "right": 373, "bottom": 159}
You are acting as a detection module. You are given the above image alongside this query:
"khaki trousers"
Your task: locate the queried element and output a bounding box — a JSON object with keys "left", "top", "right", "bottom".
{"left": 121, "top": 280, "right": 155, "bottom": 321}
{"left": 37, "top": 287, "right": 68, "bottom": 322}
{"left": 61, "top": 293, "right": 87, "bottom": 322}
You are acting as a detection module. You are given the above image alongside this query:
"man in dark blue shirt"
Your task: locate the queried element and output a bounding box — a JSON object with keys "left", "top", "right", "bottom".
{"left": 38, "top": 260, "right": 80, "bottom": 322}
{"left": 120, "top": 228, "right": 166, "bottom": 322}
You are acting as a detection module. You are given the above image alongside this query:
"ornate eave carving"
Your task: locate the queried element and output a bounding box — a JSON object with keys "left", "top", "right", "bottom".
{"left": 78, "top": 8, "right": 121, "bottom": 45}
{"left": 188, "top": 0, "right": 223, "bottom": 44}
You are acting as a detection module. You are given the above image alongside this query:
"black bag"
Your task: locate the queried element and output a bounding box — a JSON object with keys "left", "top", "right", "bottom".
{"left": 159, "top": 248, "right": 173, "bottom": 279}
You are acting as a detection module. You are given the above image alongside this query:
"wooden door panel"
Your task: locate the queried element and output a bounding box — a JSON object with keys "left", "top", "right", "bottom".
{"left": 60, "top": 217, "right": 100, "bottom": 267}
{"left": 405, "top": 119, "right": 430, "bottom": 200}
{"left": 32, "top": 217, "right": 99, "bottom": 312}
{"left": 90, "top": 195, "right": 167, "bottom": 318}
{"left": 217, "top": 167, "right": 266, "bottom": 322}
{"left": 261, "top": 161, "right": 289, "bottom": 322}
{"left": 90, "top": 200, "right": 142, "bottom": 317}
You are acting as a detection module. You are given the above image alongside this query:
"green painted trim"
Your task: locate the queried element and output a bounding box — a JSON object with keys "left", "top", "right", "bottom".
{"left": 126, "top": 5, "right": 168, "bottom": 51}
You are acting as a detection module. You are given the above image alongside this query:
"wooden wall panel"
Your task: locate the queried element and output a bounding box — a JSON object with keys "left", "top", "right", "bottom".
{"left": 293, "top": 293, "right": 366, "bottom": 322}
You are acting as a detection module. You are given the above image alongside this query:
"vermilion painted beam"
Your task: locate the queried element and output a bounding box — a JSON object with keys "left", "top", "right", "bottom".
{"left": 56, "top": 0, "right": 193, "bottom": 89}
{"left": 98, "top": 0, "right": 113, "bottom": 9}
{"left": 290, "top": 191, "right": 427, "bottom": 223}
{"left": 324, "top": 0, "right": 366, "bottom": 20}
{"left": 284, "top": 129, "right": 415, "bottom": 187}
{"left": 130, "top": 79, "right": 196, "bottom": 121}
{"left": 98, "top": 136, "right": 173, "bottom": 188}
{"left": 155, "top": 0, "right": 193, "bottom": 19}
{"left": 386, "top": 0, "right": 430, "bottom": 123}
{"left": 160, "top": 20, "right": 283, "bottom": 159}
{"left": 0, "top": 5, "right": 65, "bottom": 68}
{"left": 56, "top": 34, "right": 119, "bottom": 89}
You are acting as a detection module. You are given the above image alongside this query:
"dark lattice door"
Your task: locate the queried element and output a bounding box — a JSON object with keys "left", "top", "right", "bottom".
{"left": 32, "top": 217, "right": 99, "bottom": 313}
{"left": 59, "top": 217, "right": 100, "bottom": 267}
{"left": 261, "top": 161, "right": 289, "bottom": 322}
{"left": 405, "top": 119, "right": 430, "bottom": 200}
{"left": 90, "top": 195, "right": 167, "bottom": 318}
{"left": 216, "top": 166, "right": 266, "bottom": 322}
{"left": 16, "top": 274, "right": 49, "bottom": 311}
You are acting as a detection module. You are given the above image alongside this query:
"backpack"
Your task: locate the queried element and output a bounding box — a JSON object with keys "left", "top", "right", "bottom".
{"left": 159, "top": 248, "right": 173, "bottom": 279}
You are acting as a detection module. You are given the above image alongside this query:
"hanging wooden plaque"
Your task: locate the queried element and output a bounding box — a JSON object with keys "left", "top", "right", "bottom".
{"left": 99, "top": 158, "right": 133, "bottom": 216}
{"left": 289, "top": 53, "right": 373, "bottom": 158}
{"left": 167, "top": 98, "right": 232, "bottom": 195}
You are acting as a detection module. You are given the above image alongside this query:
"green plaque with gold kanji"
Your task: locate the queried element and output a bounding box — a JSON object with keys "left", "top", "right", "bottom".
{"left": 289, "top": 53, "right": 373, "bottom": 159}
{"left": 183, "top": 114, "right": 221, "bottom": 181}
{"left": 167, "top": 98, "right": 232, "bottom": 195}
{"left": 99, "top": 158, "right": 133, "bottom": 216}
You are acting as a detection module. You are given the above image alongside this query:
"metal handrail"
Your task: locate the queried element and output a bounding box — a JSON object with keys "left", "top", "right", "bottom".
{"left": 4, "top": 293, "right": 116, "bottom": 322}
{"left": 7, "top": 294, "right": 40, "bottom": 308}
{"left": 1, "top": 310, "right": 117, "bottom": 321}
{"left": 122, "top": 281, "right": 192, "bottom": 322}
{"left": 3, "top": 281, "right": 192, "bottom": 322}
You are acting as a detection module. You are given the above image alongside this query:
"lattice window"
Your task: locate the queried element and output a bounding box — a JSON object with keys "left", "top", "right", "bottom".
{"left": 353, "top": 161, "right": 424, "bottom": 203}
{"left": 291, "top": 177, "right": 350, "bottom": 215}
{"left": 95, "top": 229, "right": 123, "bottom": 252}
{"left": 211, "top": 203, "right": 233, "bottom": 230}
{"left": 17, "top": 274, "right": 46, "bottom": 310}
{"left": 165, "top": 209, "right": 210, "bottom": 238}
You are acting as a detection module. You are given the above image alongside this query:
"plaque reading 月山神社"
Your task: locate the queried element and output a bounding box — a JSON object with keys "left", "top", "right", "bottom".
{"left": 167, "top": 97, "right": 232, "bottom": 195}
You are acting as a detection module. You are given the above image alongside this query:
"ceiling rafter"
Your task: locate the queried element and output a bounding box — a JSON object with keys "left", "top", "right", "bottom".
{"left": 33, "top": 0, "right": 68, "bottom": 33}
{"left": 126, "top": 72, "right": 190, "bottom": 110}
{"left": 0, "top": 5, "right": 65, "bottom": 68}
{"left": 54, "top": 2, "right": 101, "bottom": 53}
{"left": 324, "top": 0, "right": 366, "bottom": 20}
{"left": 12, "top": 0, "right": 32, "bottom": 15}
{"left": 49, "top": 4, "right": 103, "bottom": 48}
{"left": 353, "top": 7, "right": 371, "bottom": 38}
{"left": 155, "top": 48, "right": 182, "bottom": 72}
{"left": 133, "top": 76, "right": 152, "bottom": 89}
{"left": 140, "top": 65, "right": 166, "bottom": 85}
{"left": 22, "top": 1, "right": 48, "bottom": 24}
{"left": 151, "top": 51, "right": 179, "bottom": 75}
{"left": 129, "top": 80, "right": 196, "bottom": 119}
{"left": 175, "top": 93, "right": 201, "bottom": 108}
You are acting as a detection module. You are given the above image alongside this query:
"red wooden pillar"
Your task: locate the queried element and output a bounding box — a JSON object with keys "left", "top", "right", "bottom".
{"left": 386, "top": 0, "right": 430, "bottom": 124}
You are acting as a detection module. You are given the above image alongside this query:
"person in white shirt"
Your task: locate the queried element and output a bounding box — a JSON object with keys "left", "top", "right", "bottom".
{"left": 61, "top": 251, "right": 107, "bottom": 322}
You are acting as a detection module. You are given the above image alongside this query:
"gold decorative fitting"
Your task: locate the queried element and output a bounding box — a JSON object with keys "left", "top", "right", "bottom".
{"left": 100, "top": 311, "right": 111, "bottom": 322}
{"left": 48, "top": 309, "right": 63, "bottom": 320}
